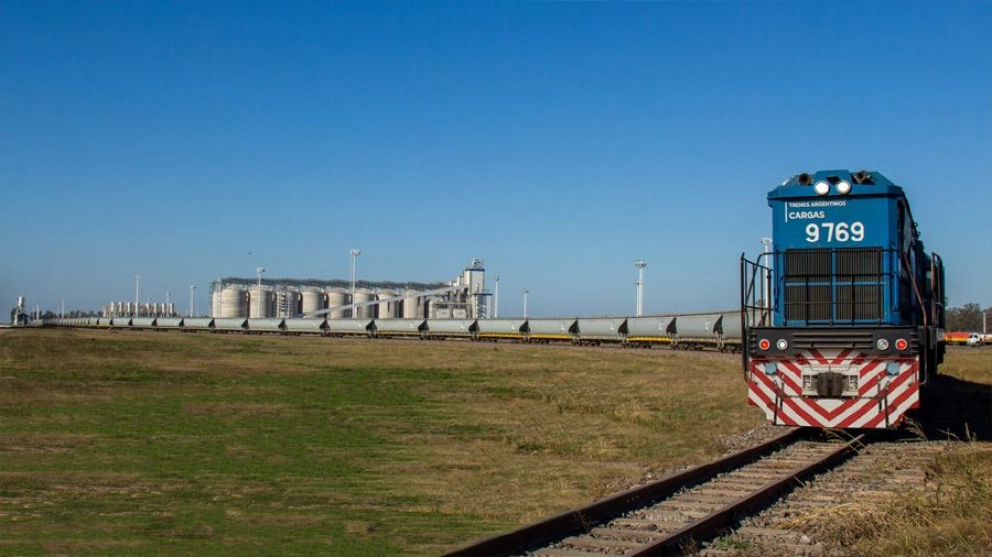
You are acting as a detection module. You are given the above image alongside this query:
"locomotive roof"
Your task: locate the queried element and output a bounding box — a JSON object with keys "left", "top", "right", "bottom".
{"left": 769, "top": 169, "right": 905, "bottom": 200}
{"left": 770, "top": 169, "right": 925, "bottom": 245}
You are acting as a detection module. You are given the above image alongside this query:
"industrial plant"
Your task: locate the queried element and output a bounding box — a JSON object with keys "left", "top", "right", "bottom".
{"left": 208, "top": 259, "right": 489, "bottom": 320}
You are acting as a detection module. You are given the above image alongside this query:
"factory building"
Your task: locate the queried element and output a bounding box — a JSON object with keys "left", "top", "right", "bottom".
{"left": 209, "top": 259, "right": 489, "bottom": 320}
{"left": 103, "top": 301, "right": 178, "bottom": 317}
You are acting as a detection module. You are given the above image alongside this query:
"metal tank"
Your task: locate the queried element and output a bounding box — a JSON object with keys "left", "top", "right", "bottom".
{"left": 526, "top": 319, "right": 579, "bottom": 343}
{"left": 353, "top": 289, "right": 375, "bottom": 319}
{"left": 475, "top": 318, "right": 526, "bottom": 341}
{"left": 216, "top": 286, "right": 248, "bottom": 318}
{"left": 248, "top": 289, "right": 274, "bottom": 319}
{"left": 247, "top": 318, "right": 285, "bottom": 334}
{"left": 575, "top": 317, "right": 627, "bottom": 345}
{"left": 326, "top": 289, "right": 349, "bottom": 319}
{"left": 374, "top": 318, "right": 426, "bottom": 339}
{"left": 284, "top": 318, "right": 327, "bottom": 335}
{"left": 402, "top": 290, "right": 422, "bottom": 319}
{"left": 377, "top": 289, "right": 398, "bottom": 319}
{"left": 301, "top": 289, "right": 326, "bottom": 317}
{"left": 424, "top": 319, "right": 477, "bottom": 339}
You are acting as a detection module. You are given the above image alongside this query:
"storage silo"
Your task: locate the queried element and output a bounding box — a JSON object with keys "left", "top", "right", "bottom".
{"left": 354, "top": 288, "right": 375, "bottom": 319}
{"left": 402, "top": 290, "right": 422, "bottom": 319}
{"left": 326, "top": 289, "right": 349, "bottom": 319}
{"left": 301, "top": 289, "right": 326, "bottom": 317}
{"left": 218, "top": 286, "right": 249, "bottom": 318}
{"left": 249, "top": 289, "right": 274, "bottom": 319}
{"left": 378, "top": 289, "right": 398, "bottom": 319}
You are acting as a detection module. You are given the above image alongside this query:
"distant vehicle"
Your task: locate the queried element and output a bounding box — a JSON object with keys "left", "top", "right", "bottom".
{"left": 967, "top": 333, "right": 984, "bottom": 347}
{"left": 946, "top": 331, "right": 974, "bottom": 346}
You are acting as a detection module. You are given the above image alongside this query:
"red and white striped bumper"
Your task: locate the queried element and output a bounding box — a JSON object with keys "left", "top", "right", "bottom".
{"left": 747, "top": 349, "right": 919, "bottom": 429}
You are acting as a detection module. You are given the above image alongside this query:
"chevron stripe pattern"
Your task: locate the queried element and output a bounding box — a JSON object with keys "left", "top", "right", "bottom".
{"left": 747, "top": 349, "right": 919, "bottom": 429}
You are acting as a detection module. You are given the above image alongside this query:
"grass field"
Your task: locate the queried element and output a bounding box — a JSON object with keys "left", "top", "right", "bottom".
{"left": 1, "top": 330, "right": 989, "bottom": 555}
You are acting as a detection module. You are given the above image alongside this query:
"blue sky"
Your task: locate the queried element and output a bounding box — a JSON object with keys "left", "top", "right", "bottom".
{"left": 2, "top": 1, "right": 990, "bottom": 318}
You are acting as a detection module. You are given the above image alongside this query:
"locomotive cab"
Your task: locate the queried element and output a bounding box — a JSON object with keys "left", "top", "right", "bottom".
{"left": 741, "top": 170, "right": 945, "bottom": 429}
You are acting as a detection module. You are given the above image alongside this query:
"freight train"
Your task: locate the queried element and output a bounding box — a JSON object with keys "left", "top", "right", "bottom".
{"left": 741, "top": 170, "right": 945, "bottom": 429}
{"left": 35, "top": 312, "right": 743, "bottom": 350}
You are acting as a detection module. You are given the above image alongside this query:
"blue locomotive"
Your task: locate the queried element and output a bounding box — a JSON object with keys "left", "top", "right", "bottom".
{"left": 742, "top": 170, "right": 946, "bottom": 428}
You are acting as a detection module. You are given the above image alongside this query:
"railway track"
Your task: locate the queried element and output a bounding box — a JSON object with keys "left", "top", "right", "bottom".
{"left": 444, "top": 429, "right": 865, "bottom": 556}
{"left": 698, "top": 438, "right": 947, "bottom": 556}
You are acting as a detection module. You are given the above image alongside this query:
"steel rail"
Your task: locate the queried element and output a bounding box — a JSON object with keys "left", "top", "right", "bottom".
{"left": 627, "top": 433, "right": 866, "bottom": 556}
{"left": 441, "top": 428, "right": 805, "bottom": 557}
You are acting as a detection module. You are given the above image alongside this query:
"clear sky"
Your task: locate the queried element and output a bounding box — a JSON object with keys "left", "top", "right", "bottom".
{"left": 2, "top": 1, "right": 991, "bottom": 318}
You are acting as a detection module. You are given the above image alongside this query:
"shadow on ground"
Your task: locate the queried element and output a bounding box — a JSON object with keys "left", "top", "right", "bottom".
{"left": 911, "top": 374, "right": 992, "bottom": 442}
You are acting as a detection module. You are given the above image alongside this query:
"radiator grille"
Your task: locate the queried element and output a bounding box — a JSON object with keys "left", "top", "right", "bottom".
{"left": 783, "top": 248, "right": 885, "bottom": 324}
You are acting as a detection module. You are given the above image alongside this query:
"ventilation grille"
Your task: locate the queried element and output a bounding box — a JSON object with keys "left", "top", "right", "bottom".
{"left": 783, "top": 248, "right": 885, "bottom": 324}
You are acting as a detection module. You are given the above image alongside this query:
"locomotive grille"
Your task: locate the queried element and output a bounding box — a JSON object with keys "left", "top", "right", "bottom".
{"left": 783, "top": 248, "right": 885, "bottom": 324}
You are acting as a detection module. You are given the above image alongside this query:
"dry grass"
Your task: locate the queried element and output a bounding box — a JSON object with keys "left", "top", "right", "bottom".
{"left": 2, "top": 330, "right": 989, "bottom": 555}
{"left": 0, "top": 329, "right": 761, "bottom": 555}
{"left": 805, "top": 443, "right": 992, "bottom": 556}
{"left": 805, "top": 347, "right": 992, "bottom": 556}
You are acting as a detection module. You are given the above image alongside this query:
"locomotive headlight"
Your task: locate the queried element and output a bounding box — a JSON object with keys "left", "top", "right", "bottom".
{"left": 814, "top": 181, "right": 830, "bottom": 195}
{"left": 776, "top": 339, "right": 789, "bottom": 350}
{"left": 895, "top": 338, "right": 909, "bottom": 351}
{"left": 759, "top": 338, "right": 771, "bottom": 351}
{"left": 836, "top": 180, "right": 852, "bottom": 195}
{"left": 876, "top": 338, "right": 890, "bottom": 351}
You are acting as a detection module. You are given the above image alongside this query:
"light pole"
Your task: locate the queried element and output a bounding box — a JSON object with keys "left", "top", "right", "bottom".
{"left": 349, "top": 248, "right": 361, "bottom": 318}
{"left": 522, "top": 288, "right": 529, "bottom": 319}
{"left": 256, "top": 267, "right": 265, "bottom": 318}
{"left": 635, "top": 260, "right": 647, "bottom": 317}
{"left": 761, "top": 238, "right": 773, "bottom": 311}
{"left": 134, "top": 275, "right": 141, "bottom": 317}
{"left": 493, "top": 275, "right": 500, "bottom": 318}
{"left": 189, "top": 285, "right": 196, "bottom": 317}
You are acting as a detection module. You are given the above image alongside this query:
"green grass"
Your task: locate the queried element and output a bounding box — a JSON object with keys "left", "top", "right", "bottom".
{"left": 1, "top": 330, "right": 989, "bottom": 555}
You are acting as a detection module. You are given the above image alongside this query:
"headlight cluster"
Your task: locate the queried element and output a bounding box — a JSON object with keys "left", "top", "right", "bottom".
{"left": 813, "top": 177, "right": 852, "bottom": 196}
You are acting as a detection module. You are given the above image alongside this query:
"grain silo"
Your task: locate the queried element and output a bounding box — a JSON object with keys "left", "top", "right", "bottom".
{"left": 249, "top": 289, "right": 274, "bottom": 319}
{"left": 378, "top": 289, "right": 398, "bottom": 319}
{"left": 354, "top": 288, "right": 375, "bottom": 319}
{"left": 216, "top": 286, "right": 248, "bottom": 318}
{"left": 301, "top": 289, "right": 326, "bottom": 317}
{"left": 326, "top": 288, "right": 349, "bottom": 319}
{"left": 402, "top": 290, "right": 423, "bottom": 319}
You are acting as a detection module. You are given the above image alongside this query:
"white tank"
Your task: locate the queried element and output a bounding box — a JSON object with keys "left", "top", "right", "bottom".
{"left": 301, "top": 289, "right": 326, "bottom": 316}
{"left": 378, "top": 289, "right": 398, "bottom": 319}
{"left": 402, "top": 290, "right": 422, "bottom": 319}
{"left": 354, "top": 289, "right": 375, "bottom": 319}
{"left": 217, "top": 287, "right": 249, "bottom": 318}
{"left": 326, "top": 289, "right": 349, "bottom": 319}
{"left": 249, "top": 289, "right": 274, "bottom": 319}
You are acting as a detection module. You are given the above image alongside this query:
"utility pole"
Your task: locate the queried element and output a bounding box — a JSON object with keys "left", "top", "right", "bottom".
{"left": 494, "top": 275, "right": 500, "bottom": 318}
{"left": 256, "top": 267, "right": 265, "bottom": 318}
{"left": 349, "top": 249, "right": 361, "bottom": 318}
{"left": 635, "top": 260, "right": 647, "bottom": 317}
